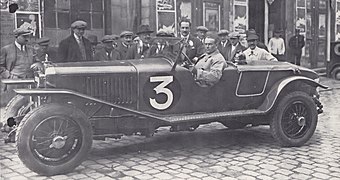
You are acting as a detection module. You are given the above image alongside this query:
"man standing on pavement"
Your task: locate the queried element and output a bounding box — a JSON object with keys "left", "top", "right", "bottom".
{"left": 191, "top": 37, "right": 226, "bottom": 87}
{"left": 57, "top": 20, "right": 93, "bottom": 62}
{"left": 225, "top": 32, "right": 246, "bottom": 62}
{"left": 94, "top": 35, "right": 121, "bottom": 61}
{"left": 126, "top": 25, "right": 154, "bottom": 59}
{"left": 242, "top": 34, "right": 277, "bottom": 61}
{"left": 217, "top": 29, "right": 230, "bottom": 60}
{"left": 288, "top": 29, "right": 305, "bottom": 65}
{"left": 196, "top": 26, "right": 209, "bottom": 44}
{"left": 179, "top": 19, "right": 205, "bottom": 63}
{"left": 0, "top": 28, "right": 43, "bottom": 91}
{"left": 33, "top": 37, "right": 51, "bottom": 62}
{"left": 117, "top": 31, "right": 134, "bottom": 59}
{"left": 268, "top": 29, "right": 286, "bottom": 61}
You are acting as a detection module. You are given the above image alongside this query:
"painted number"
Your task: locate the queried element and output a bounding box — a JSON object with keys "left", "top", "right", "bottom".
{"left": 149, "top": 76, "right": 174, "bottom": 110}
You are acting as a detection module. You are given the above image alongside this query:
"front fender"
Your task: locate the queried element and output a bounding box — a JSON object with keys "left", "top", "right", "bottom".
{"left": 258, "top": 76, "right": 328, "bottom": 112}
{"left": 1, "top": 79, "right": 35, "bottom": 85}
{"left": 14, "top": 88, "right": 167, "bottom": 122}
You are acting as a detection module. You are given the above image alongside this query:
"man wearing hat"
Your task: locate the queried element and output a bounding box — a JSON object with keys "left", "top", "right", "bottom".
{"left": 268, "top": 29, "right": 285, "bottom": 61}
{"left": 179, "top": 19, "right": 205, "bottom": 63}
{"left": 190, "top": 37, "right": 226, "bottom": 87}
{"left": 0, "top": 28, "right": 43, "bottom": 92}
{"left": 225, "top": 32, "right": 246, "bottom": 62}
{"left": 57, "top": 20, "right": 93, "bottom": 62}
{"left": 33, "top": 37, "right": 51, "bottom": 62}
{"left": 87, "top": 34, "right": 99, "bottom": 56}
{"left": 94, "top": 35, "right": 121, "bottom": 61}
{"left": 242, "top": 33, "right": 277, "bottom": 61}
{"left": 126, "top": 25, "right": 154, "bottom": 59}
{"left": 288, "top": 29, "right": 305, "bottom": 65}
{"left": 116, "top": 31, "right": 134, "bottom": 59}
{"left": 196, "top": 26, "right": 209, "bottom": 43}
{"left": 247, "top": 29, "right": 268, "bottom": 51}
{"left": 217, "top": 29, "right": 230, "bottom": 60}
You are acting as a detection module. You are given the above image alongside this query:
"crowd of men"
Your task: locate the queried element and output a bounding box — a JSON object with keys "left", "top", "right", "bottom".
{"left": 1, "top": 19, "right": 306, "bottom": 90}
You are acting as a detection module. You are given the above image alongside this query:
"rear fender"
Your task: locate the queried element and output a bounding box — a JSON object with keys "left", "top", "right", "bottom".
{"left": 14, "top": 88, "right": 167, "bottom": 123}
{"left": 258, "top": 76, "right": 328, "bottom": 112}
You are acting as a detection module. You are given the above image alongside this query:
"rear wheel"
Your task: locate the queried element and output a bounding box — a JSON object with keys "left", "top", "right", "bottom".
{"left": 270, "top": 91, "right": 317, "bottom": 147}
{"left": 331, "top": 66, "right": 340, "bottom": 80}
{"left": 3, "top": 95, "right": 30, "bottom": 127}
{"left": 16, "top": 103, "right": 92, "bottom": 175}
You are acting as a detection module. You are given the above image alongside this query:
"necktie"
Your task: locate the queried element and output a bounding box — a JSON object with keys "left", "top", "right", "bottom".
{"left": 250, "top": 51, "right": 254, "bottom": 56}
{"left": 21, "top": 45, "right": 24, "bottom": 51}
{"left": 107, "top": 51, "right": 111, "bottom": 59}
{"left": 78, "top": 38, "right": 86, "bottom": 60}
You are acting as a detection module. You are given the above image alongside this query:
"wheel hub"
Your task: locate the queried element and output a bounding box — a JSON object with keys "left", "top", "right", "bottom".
{"left": 297, "top": 116, "right": 306, "bottom": 126}
{"left": 49, "top": 136, "right": 67, "bottom": 149}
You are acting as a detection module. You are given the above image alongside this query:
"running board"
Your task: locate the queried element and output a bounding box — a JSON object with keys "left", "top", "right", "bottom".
{"left": 159, "top": 109, "right": 266, "bottom": 123}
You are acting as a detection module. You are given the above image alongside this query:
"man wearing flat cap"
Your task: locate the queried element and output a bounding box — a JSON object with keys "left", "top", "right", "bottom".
{"left": 57, "top": 20, "right": 93, "bottom": 62}
{"left": 242, "top": 34, "right": 277, "bottom": 61}
{"left": 126, "top": 25, "right": 154, "bottom": 59}
{"left": 196, "top": 26, "right": 208, "bottom": 44}
{"left": 190, "top": 37, "right": 226, "bottom": 87}
{"left": 0, "top": 28, "right": 42, "bottom": 91}
{"left": 116, "top": 31, "right": 134, "bottom": 59}
{"left": 33, "top": 37, "right": 51, "bottom": 62}
{"left": 225, "top": 32, "right": 246, "bottom": 62}
{"left": 217, "top": 29, "right": 230, "bottom": 60}
{"left": 94, "top": 35, "right": 121, "bottom": 61}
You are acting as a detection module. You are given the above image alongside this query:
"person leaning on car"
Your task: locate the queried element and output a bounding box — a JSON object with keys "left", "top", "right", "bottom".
{"left": 57, "top": 20, "right": 93, "bottom": 62}
{"left": 0, "top": 28, "right": 43, "bottom": 91}
{"left": 242, "top": 34, "right": 277, "bottom": 61}
{"left": 191, "top": 37, "right": 226, "bottom": 87}
{"left": 93, "top": 35, "right": 121, "bottom": 61}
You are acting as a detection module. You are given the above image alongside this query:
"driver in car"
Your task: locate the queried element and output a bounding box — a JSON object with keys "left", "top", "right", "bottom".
{"left": 191, "top": 37, "right": 227, "bottom": 87}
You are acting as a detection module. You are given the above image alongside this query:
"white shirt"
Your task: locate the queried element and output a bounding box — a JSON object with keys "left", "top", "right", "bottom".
{"left": 268, "top": 37, "right": 285, "bottom": 55}
{"left": 15, "top": 41, "right": 25, "bottom": 51}
{"left": 243, "top": 46, "right": 277, "bottom": 61}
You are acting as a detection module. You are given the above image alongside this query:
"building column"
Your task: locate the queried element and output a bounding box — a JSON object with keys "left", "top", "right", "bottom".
{"left": 264, "top": 0, "right": 268, "bottom": 45}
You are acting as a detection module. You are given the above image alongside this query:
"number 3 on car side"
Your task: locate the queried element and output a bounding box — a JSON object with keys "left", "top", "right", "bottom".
{"left": 149, "top": 76, "right": 174, "bottom": 110}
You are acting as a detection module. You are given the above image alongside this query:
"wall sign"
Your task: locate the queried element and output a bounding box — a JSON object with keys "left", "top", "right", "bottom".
{"left": 156, "top": 0, "right": 177, "bottom": 35}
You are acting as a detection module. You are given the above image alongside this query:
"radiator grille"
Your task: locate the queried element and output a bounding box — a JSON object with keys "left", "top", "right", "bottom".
{"left": 84, "top": 75, "right": 136, "bottom": 105}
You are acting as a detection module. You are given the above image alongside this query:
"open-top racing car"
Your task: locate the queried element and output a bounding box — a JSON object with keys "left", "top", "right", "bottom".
{"left": 1, "top": 37, "right": 327, "bottom": 175}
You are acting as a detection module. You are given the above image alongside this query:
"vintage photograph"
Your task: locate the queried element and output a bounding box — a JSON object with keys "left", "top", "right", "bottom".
{"left": 0, "top": 0, "right": 340, "bottom": 179}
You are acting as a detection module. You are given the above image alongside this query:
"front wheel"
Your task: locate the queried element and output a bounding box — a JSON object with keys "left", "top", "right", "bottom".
{"left": 16, "top": 103, "right": 92, "bottom": 175}
{"left": 270, "top": 91, "right": 318, "bottom": 147}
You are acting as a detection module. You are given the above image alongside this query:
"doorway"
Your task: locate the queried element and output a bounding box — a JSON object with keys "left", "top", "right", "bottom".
{"left": 248, "top": 0, "right": 265, "bottom": 43}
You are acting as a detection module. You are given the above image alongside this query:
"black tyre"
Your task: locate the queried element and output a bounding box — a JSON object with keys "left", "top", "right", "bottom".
{"left": 270, "top": 91, "right": 318, "bottom": 147}
{"left": 3, "top": 95, "right": 29, "bottom": 126}
{"left": 16, "top": 103, "right": 92, "bottom": 175}
{"left": 331, "top": 66, "right": 340, "bottom": 80}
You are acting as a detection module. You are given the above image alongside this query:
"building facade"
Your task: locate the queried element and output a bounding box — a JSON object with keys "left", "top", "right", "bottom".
{"left": 0, "top": 0, "right": 339, "bottom": 68}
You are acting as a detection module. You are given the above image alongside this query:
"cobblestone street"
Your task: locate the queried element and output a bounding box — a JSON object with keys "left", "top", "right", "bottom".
{"left": 1, "top": 77, "right": 340, "bottom": 180}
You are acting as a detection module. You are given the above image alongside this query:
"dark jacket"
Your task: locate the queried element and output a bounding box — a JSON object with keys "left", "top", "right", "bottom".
{"left": 217, "top": 40, "right": 230, "bottom": 60}
{"left": 288, "top": 35, "right": 305, "bottom": 54}
{"left": 116, "top": 42, "right": 131, "bottom": 60}
{"left": 57, "top": 35, "right": 93, "bottom": 62}
{"left": 93, "top": 48, "right": 121, "bottom": 61}
{"left": 126, "top": 44, "right": 150, "bottom": 59}
{"left": 225, "top": 43, "right": 246, "bottom": 62}
{"left": 183, "top": 34, "right": 205, "bottom": 61}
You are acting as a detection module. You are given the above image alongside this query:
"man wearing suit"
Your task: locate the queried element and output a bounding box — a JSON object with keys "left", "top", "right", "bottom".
{"left": 116, "top": 31, "right": 134, "bottom": 60}
{"left": 196, "top": 26, "right": 208, "bottom": 44}
{"left": 179, "top": 19, "right": 205, "bottom": 63}
{"left": 225, "top": 32, "right": 246, "bottom": 62}
{"left": 126, "top": 25, "right": 154, "bottom": 59}
{"left": 288, "top": 29, "right": 305, "bottom": 65}
{"left": 57, "top": 20, "right": 93, "bottom": 62}
{"left": 94, "top": 35, "right": 121, "bottom": 61}
{"left": 216, "top": 29, "right": 230, "bottom": 60}
{"left": 0, "top": 28, "right": 42, "bottom": 91}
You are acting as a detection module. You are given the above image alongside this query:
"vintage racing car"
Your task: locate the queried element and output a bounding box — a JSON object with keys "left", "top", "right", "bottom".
{"left": 1, "top": 37, "right": 327, "bottom": 175}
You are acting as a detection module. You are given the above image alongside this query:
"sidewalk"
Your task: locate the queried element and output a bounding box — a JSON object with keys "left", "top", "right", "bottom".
{"left": 319, "top": 76, "right": 340, "bottom": 91}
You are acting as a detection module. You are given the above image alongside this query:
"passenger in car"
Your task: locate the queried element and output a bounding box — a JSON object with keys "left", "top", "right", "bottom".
{"left": 242, "top": 34, "right": 277, "bottom": 61}
{"left": 191, "top": 37, "right": 227, "bottom": 87}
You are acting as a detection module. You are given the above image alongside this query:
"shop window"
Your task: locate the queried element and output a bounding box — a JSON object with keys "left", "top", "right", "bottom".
{"left": 156, "top": 0, "right": 176, "bottom": 34}
{"left": 203, "top": 2, "right": 220, "bottom": 32}
{"left": 177, "top": 0, "right": 191, "bottom": 21}
{"left": 44, "top": 0, "right": 104, "bottom": 30}
{"left": 233, "top": 0, "right": 248, "bottom": 33}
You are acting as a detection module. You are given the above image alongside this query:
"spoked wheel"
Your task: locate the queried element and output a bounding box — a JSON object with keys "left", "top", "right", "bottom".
{"left": 270, "top": 91, "right": 318, "bottom": 147}
{"left": 16, "top": 103, "right": 92, "bottom": 175}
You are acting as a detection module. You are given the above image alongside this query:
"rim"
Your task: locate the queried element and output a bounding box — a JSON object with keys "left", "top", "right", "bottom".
{"left": 30, "top": 115, "right": 83, "bottom": 166}
{"left": 335, "top": 71, "right": 340, "bottom": 80}
{"left": 281, "top": 101, "right": 311, "bottom": 139}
